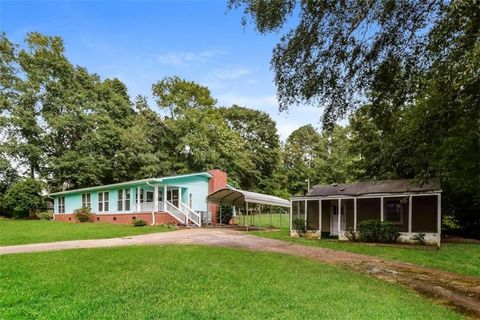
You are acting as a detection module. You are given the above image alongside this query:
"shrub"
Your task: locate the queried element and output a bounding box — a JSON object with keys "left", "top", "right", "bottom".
{"left": 357, "top": 220, "right": 382, "bottom": 242}
{"left": 35, "top": 211, "right": 53, "bottom": 220}
{"left": 379, "top": 222, "right": 400, "bottom": 243}
{"left": 292, "top": 218, "right": 306, "bottom": 236}
{"left": 2, "top": 178, "right": 46, "bottom": 219}
{"left": 357, "top": 220, "right": 400, "bottom": 243}
{"left": 74, "top": 207, "right": 92, "bottom": 223}
{"left": 411, "top": 233, "right": 426, "bottom": 245}
{"left": 218, "top": 206, "right": 233, "bottom": 225}
{"left": 344, "top": 227, "right": 358, "bottom": 242}
{"left": 132, "top": 219, "right": 147, "bottom": 227}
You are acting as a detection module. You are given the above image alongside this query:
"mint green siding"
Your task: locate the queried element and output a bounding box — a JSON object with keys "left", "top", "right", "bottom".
{"left": 164, "top": 176, "right": 209, "bottom": 212}
{"left": 53, "top": 173, "right": 211, "bottom": 215}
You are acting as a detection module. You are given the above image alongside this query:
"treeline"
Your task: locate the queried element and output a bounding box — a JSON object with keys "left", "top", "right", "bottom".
{"left": 0, "top": 32, "right": 478, "bottom": 237}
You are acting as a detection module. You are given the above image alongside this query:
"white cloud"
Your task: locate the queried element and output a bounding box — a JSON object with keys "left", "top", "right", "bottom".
{"left": 156, "top": 49, "right": 224, "bottom": 67}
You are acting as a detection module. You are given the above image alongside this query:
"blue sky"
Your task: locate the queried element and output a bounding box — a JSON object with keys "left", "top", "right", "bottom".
{"left": 1, "top": 0, "right": 322, "bottom": 140}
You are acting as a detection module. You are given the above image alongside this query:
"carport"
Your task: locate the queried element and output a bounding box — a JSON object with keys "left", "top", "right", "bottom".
{"left": 206, "top": 188, "right": 290, "bottom": 230}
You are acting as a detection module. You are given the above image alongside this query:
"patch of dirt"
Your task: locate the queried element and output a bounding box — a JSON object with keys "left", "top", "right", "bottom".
{"left": 1, "top": 228, "right": 479, "bottom": 318}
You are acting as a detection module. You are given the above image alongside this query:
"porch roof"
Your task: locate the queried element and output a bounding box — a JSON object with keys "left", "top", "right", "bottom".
{"left": 300, "top": 179, "right": 441, "bottom": 198}
{"left": 49, "top": 172, "right": 212, "bottom": 196}
{"left": 207, "top": 188, "right": 290, "bottom": 207}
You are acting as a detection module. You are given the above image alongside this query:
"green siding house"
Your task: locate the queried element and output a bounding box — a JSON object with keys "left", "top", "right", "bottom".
{"left": 50, "top": 170, "right": 227, "bottom": 226}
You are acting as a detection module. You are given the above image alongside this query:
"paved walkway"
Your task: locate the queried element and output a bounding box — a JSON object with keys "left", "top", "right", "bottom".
{"left": 1, "top": 228, "right": 479, "bottom": 318}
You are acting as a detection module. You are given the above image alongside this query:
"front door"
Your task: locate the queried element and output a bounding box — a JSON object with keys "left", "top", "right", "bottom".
{"left": 167, "top": 188, "right": 179, "bottom": 207}
{"left": 330, "top": 203, "right": 346, "bottom": 236}
{"left": 331, "top": 205, "right": 339, "bottom": 236}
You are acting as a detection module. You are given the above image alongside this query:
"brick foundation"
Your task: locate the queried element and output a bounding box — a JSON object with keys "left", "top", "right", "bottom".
{"left": 53, "top": 212, "right": 178, "bottom": 225}
{"left": 207, "top": 169, "right": 228, "bottom": 223}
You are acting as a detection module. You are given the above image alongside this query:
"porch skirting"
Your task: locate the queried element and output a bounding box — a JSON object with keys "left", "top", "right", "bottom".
{"left": 53, "top": 212, "right": 178, "bottom": 225}
{"left": 291, "top": 231, "right": 440, "bottom": 246}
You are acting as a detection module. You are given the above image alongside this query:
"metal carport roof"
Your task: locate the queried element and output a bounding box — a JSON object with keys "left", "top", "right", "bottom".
{"left": 207, "top": 188, "right": 290, "bottom": 207}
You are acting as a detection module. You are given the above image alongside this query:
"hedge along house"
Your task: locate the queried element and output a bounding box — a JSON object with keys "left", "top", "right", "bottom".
{"left": 50, "top": 170, "right": 227, "bottom": 226}
{"left": 290, "top": 179, "right": 442, "bottom": 246}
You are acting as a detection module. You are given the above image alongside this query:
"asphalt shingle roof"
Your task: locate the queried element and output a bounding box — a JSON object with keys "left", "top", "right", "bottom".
{"left": 306, "top": 179, "right": 441, "bottom": 197}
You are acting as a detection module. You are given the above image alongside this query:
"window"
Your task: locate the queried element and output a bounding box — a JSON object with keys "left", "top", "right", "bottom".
{"left": 58, "top": 197, "right": 65, "bottom": 213}
{"left": 146, "top": 191, "right": 154, "bottom": 203}
{"left": 98, "top": 191, "right": 109, "bottom": 212}
{"left": 125, "top": 189, "right": 130, "bottom": 211}
{"left": 117, "top": 189, "right": 131, "bottom": 212}
{"left": 82, "top": 193, "right": 91, "bottom": 209}
{"left": 118, "top": 190, "right": 123, "bottom": 211}
{"left": 385, "top": 199, "right": 403, "bottom": 224}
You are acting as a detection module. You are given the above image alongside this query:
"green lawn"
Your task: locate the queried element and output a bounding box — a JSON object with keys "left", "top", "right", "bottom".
{"left": 235, "top": 213, "right": 289, "bottom": 229}
{"left": 0, "top": 245, "right": 461, "bottom": 319}
{"left": 252, "top": 228, "right": 480, "bottom": 277}
{"left": 0, "top": 219, "right": 172, "bottom": 246}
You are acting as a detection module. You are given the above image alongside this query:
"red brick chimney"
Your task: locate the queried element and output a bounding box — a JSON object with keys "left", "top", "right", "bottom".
{"left": 207, "top": 169, "right": 227, "bottom": 224}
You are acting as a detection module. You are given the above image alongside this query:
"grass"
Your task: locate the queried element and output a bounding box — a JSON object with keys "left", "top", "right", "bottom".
{"left": 235, "top": 213, "right": 289, "bottom": 229}
{"left": 0, "top": 245, "right": 461, "bottom": 319}
{"left": 0, "top": 219, "right": 172, "bottom": 246}
{"left": 252, "top": 228, "right": 480, "bottom": 277}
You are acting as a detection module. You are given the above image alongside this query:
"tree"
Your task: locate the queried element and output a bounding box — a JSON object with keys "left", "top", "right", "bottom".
{"left": 220, "top": 105, "right": 281, "bottom": 191}
{"left": 152, "top": 76, "right": 216, "bottom": 118}
{"left": 283, "top": 125, "right": 322, "bottom": 195}
{"left": 2, "top": 178, "right": 46, "bottom": 218}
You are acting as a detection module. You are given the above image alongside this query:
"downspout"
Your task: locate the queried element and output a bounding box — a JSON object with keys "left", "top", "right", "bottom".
{"left": 146, "top": 181, "right": 156, "bottom": 226}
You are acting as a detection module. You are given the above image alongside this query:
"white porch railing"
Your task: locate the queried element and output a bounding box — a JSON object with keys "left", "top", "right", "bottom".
{"left": 138, "top": 200, "right": 200, "bottom": 227}
{"left": 140, "top": 202, "right": 155, "bottom": 212}
{"left": 165, "top": 200, "right": 187, "bottom": 223}
{"left": 180, "top": 202, "right": 201, "bottom": 227}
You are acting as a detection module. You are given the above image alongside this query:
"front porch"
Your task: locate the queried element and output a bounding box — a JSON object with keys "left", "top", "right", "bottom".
{"left": 291, "top": 193, "right": 441, "bottom": 246}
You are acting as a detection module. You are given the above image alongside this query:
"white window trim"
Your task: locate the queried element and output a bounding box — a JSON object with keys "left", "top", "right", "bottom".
{"left": 98, "top": 191, "right": 110, "bottom": 213}
{"left": 117, "top": 189, "right": 131, "bottom": 212}
{"left": 58, "top": 196, "right": 65, "bottom": 214}
{"left": 384, "top": 198, "right": 404, "bottom": 225}
{"left": 82, "top": 193, "right": 91, "bottom": 209}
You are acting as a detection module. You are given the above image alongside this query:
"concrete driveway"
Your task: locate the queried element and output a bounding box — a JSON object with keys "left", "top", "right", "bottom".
{"left": 1, "top": 228, "right": 479, "bottom": 318}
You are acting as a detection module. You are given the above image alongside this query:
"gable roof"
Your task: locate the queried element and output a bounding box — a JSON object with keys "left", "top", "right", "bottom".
{"left": 304, "top": 179, "right": 441, "bottom": 197}
{"left": 49, "top": 172, "right": 212, "bottom": 196}
{"left": 207, "top": 188, "right": 290, "bottom": 207}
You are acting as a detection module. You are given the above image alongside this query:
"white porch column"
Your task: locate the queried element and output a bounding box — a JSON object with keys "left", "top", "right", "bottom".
{"left": 337, "top": 198, "right": 341, "bottom": 236}
{"left": 353, "top": 197, "right": 357, "bottom": 231}
{"left": 318, "top": 199, "right": 322, "bottom": 239}
{"left": 408, "top": 195, "right": 413, "bottom": 233}
{"left": 304, "top": 199, "right": 308, "bottom": 229}
{"left": 154, "top": 185, "right": 158, "bottom": 212}
{"left": 136, "top": 186, "right": 141, "bottom": 212}
{"left": 163, "top": 185, "right": 167, "bottom": 211}
{"left": 380, "top": 196, "right": 384, "bottom": 221}
{"left": 437, "top": 193, "right": 442, "bottom": 247}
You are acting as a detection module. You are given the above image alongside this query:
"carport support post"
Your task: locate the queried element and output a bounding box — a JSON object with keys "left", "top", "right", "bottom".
{"left": 289, "top": 201, "right": 292, "bottom": 232}
{"left": 269, "top": 206, "right": 272, "bottom": 231}
{"left": 246, "top": 202, "right": 249, "bottom": 231}
{"left": 219, "top": 201, "right": 222, "bottom": 226}
{"left": 408, "top": 195, "right": 412, "bottom": 233}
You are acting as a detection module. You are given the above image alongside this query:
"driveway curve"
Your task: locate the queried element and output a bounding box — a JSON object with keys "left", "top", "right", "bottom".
{"left": 1, "top": 228, "right": 479, "bottom": 318}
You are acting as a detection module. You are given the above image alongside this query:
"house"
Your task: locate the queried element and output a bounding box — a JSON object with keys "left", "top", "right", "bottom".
{"left": 50, "top": 169, "right": 227, "bottom": 226}
{"left": 290, "top": 179, "right": 442, "bottom": 245}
